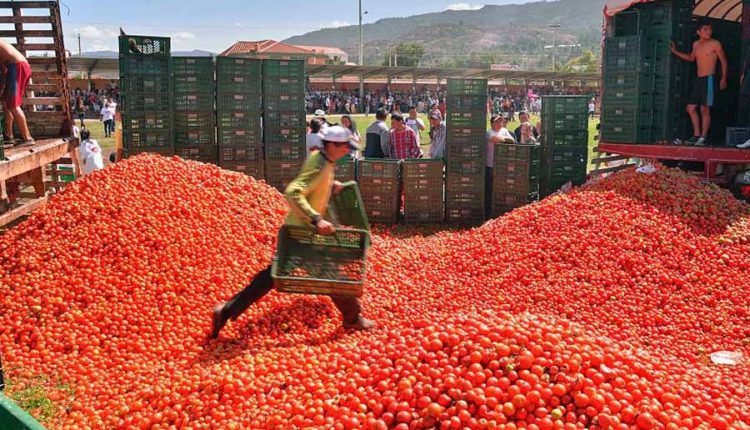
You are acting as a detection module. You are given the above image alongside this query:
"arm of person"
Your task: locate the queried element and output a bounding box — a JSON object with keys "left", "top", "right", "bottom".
{"left": 717, "top": 42, "right": 728, "bottom": 90}
{"left": 670, "top": 40, "right": 695, "bottom": 62}
{"left": 416, "top": 118, "right": 425, "bottom": 131}
{"left": 284, "top": 160, "right": 325, "bottom": 227}
{"left": 380, "top": 128, "right": 390, "bottom": 157}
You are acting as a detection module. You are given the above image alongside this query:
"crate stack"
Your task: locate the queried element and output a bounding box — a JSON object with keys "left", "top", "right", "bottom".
{"left": 540, "top": 96, "right": 589, "bottom": 197}
{"left": 263, "top": 60, "right": 307, "bottom": 192}
{"left": 358, "top": 159, "right": 401, "bottom": 224}
{"left": 491, "top": 144, "right": 540, "bottom": 217}
{"left": 172, "top": 57, "right": 216, "bottom": 163}
{"left": 602, "top": 0, "right": 693, "bottom": 143}
{"left": 402, "top": 159, "right": 444, "bottom": 223}
{"left": 335, "top": 155, "right": 357, "bottom": 183}
{"left": 119, "top": 35, "right": 173, "bottom": 157}
{"left": 445, "top": 78, "right": 487, "bottom": 224}
{"left": 216, "top": 57, "right": 264, "bottom": 178}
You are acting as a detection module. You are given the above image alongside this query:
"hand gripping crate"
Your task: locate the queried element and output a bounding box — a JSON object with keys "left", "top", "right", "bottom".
{"left": 272, "top": 225, "right": 369, "bottom": 297}
{"left": 330, "top": 181, "right": 370, "bottom": 230}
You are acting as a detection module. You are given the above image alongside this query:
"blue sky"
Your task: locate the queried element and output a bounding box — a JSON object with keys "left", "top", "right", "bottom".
{"left": 61, "top": 0, "right": 529, "bottom": 53}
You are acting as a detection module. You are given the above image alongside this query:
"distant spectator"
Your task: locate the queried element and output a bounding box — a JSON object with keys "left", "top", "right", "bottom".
{"left": 313, "top": 109, "right": 329, "bottom": 131}
{"left": 341, "top": 115, "right": 361, "bottom": 158}
{"left": 75, "top": 96, "right": 85, "bottom": 126}
{"left": 306, "top": 118, "right": 324, "bottom": 155}
{"left": 107, "top": 99, "right": 118, "bottom": 135}
{"left": 513, "top": 111, "right": 539, "bottom": 142}
{"left": 405, "top": 106, "right": 426, "bottom": 146}
{"left": 519, "top": 122, "right": 538, "bottom": 144}
{"left": 101, "top": 100, "right": 114, "bottom": 138}
{"left": 364, "top": 108, "right": 390, "bottom": 158}
{"left": 427, "top": 110, "right": 446, "bottom": 159}
{"left": 589, "top": 99, "right": 596, "bottom": 119}
{"left": 78, "top": 128, "right": 104, "bottom": 176}
{"left": 388, "top": 112, "right": 423, "bottom": 159}
{"left": 486, "top": 114, "right": 516, "bottom": 217}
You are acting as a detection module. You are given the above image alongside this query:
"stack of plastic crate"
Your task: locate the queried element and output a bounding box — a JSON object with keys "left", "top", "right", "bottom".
{"left": 119, "top": 35, "right": 173, "bottom": 157}
{"left": 603, "top": 0, "right": 694, "bottom": 143}
{"left": 491, "top": 144, "right": 540, "bottom": 217}
{"left": 445, "top": 78, "right": 487, "bottom": 224}
{"left": 358, "top": 159, "right": 401, "bottom": 224}
{"left": 402, "top": 159, "right": 444, "bottom": 223}
{"left": 216, "top": 57, "right": 264, "bottom": 178}
{"left": 263, "top": 60, "right": 306, "bottom": 192}
{"left": 335, "top": 155, "right": 357, "bottom": 183}
{"left": 172, "top": 56, "right": 216, "bottom": 163}
{"left": 540, "top": 96, "right": 589, "bottom": 197}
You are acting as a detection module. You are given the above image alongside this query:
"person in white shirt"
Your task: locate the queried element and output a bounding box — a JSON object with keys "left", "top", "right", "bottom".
{"left": 589, "top": 100, "right": 596, "bottom": 119}
{"left": 486, "top": 114, "right": 516, "bottom": 217}
{"left": 101, "top": 102, "right": 114, "bottom": 138}
{"left": 405, "top": 106, "right": 425, "bottom": 146}
{"left": 78, "top": 128, "right": 104, "bottom": 176}
{"left": 107, "top": 100, "right": 117, "bottom": 136}
{"left": 306, "top": 118, "right": 324, "bottom": 155}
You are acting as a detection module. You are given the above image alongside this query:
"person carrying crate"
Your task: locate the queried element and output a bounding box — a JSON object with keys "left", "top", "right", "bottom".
{"left": 211, "top": 126, "right": 375, "bottom": 339}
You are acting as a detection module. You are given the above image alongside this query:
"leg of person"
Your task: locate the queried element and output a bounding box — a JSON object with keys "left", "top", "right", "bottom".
{"left": 696, "top": 76, "right": 717, "bottom": 146}
{"left": 211, "top": 265, "right": 273, "bottom": 338}
{"left": 685, "top": 105, "right": 700, "bottom": 144}
{"left": 698, "top": 106, "right": 711, "bottom": 146}
{"left": 684, "top": 77, "right": 705, "bottom": 144}
{"left": 3, "top": 106, "right": 14, "bottom": 144}
{"left": 11, "top": 107, "right": 32, "bottom": 143}
{"left": 12, "top": 63, "right": 32, "bottom": 142}
{"left": 330, "top": 295, "right": 374, "bottom": 330}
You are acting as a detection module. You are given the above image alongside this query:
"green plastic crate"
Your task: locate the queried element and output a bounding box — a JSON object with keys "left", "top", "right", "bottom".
{"left": 447, "top": 78, "right": 488, "bottom": 96}
{"left": 219, "top": 144, "right": 264, "bottom": 162}
{"left": 334, "top": 155, "right": 357, "bottom": 183}
{"left": 265, "top": 111, "right": 307, "bottom": 129}
{"left": 122, "top": 112, "right": 172, "bottom": 132}
{"left": 217, "top": 93, "right": 263, "bottom": 111}
{"left": 446, "top": 95, "right": 486, "bottom": 111}
{"left": 119, "top": 55, "right": 170, "bottom": 75}
{"left": 446, "top": 158, "right": 484, "bottom": 175}
{"left": 541, "top": 96, "right": 589, "bottom": 116}
{"left": 263, "top": 76, "right": 305, "bottom": 95}
{"left": 121, "top": 93, "right": 172, "bottom": 112}
{"left": 119, "top": 35, "right": 170, "bottom": 55}
{"left": 172, "top": 56, "right": 214, "bottom": 76}
{"left": 174, "top": 111, "right": 215, "bottom": 130}
{"left": 217, "top": 111, "right": 262, "bottom": 129}
{"left": 272, "top": 225, "right": 369, "bottom": 297}
{"left": 263, "top": 94, "right": 305, "bottom": 112}
{"left": 174, "top": 145, "right": 218, "bottom": 163}
{"left": 358, "top": 159, "right": 401, "bottom": 179}
{"left": 264, "top": 127, "right": 305, "bottom": 146}
{"left": 494, "top": 143, "right": 540, "bottom": 162}
{"left": 264, "top": 143, "right": 306, "bottom": 161}
{"left": 218, "top": 128, "right": 262, "bottom": 146}
{"left": 173, "top": 75, "right": 215, "bottom": 93}
{"left": 330, "top": 181, "right": 370, "bottom": 230}
{"left": 262, "top": 60, "right": 305, "bottom": 78}
{"left": 124, "top": 130, "right": 173, "bottom": 149}
{"left": 175, "top": 129, "right": 215, "bottom": 146}
{"left": 0, "top": 393, "right": 47, "bottom": 430}
{"left": 446, "top": 111, "right": 487, "bottom": 129}
{"left": 217, "top": 75, "right": 263, "bottom": 94}
{"left": 216, "top": 57, "right": 263, "bottom": 77}
{"left": 174, "top": 92, "right": 214, "bottom": 111}
{"left": 220, "top": 160, "right": 265, "bottom": 178}
{"left": 121, "top": 75, "right": 171, "bottom": 93}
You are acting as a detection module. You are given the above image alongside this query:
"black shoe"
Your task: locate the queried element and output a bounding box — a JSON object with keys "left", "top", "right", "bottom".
{"left": 343, "top": 316, "right": 376, "bottom": 331}
{"left": 684, "top": 136, "right": 699, "bottom": 145}
{"left": 210, "top": 304, "right": 228, "bottom": 339}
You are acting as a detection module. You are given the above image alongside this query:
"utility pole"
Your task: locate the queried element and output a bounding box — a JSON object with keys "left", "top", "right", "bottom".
{"left": 76, "top": 32, "right": 81, "bottom": 57}
{"left": 549, "top": 23, "right": 560, "bottom": 72}
{"left": 388, "top": 44, "right": 392, "bottom": 67}
{"left": 359, "top": 0, "right": 364, "bottom": 112}
{"left": 394, "top": 48, "right": 398, "bottom": 67}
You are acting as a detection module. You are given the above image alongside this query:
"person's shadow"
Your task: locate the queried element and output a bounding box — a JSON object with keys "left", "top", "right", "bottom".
{"left": 195, "top": 296, "right": 346, "bottom": 365}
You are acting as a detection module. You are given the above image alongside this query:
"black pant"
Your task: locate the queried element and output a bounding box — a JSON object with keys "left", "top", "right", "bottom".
{"left": 103, "top": 119, "right": 113, "bottom": 136}
{"left": 485, "top": 166, "right": 493, "bottom": 218}
{"left": 223, "top": 266, "right": 362, "bottom": 323}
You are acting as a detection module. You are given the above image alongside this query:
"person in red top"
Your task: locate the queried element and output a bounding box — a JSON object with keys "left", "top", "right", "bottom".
{"left": 388, "top": 112, "right": 423, "bottom": 159}
{"left": 0, "top": 39, "right": 33, "bottom": 145}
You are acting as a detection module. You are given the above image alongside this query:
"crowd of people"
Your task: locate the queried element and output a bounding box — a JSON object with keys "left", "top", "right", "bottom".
{"left": 305, "top": 85, "right": 595, "bottom": 117}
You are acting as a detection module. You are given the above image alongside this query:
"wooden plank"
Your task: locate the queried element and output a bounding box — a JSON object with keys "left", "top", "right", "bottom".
{"left": 0, "top": 1, "right": 55, "bottom": 8}
{"left": 590, "top": 163, "right": 637, "bottom": 176}
{"left": 24, "top": 97, "right": 62, "bottom": 105}
{"left": 0, "top": 30, "right": 54, "bottom": 38}
{"left": 591, "top": 155, "right": 629, "bottom": 164}
{"left": 29, "top": 72, "right": 62, "bottom": 80}
{"left": 0, "top": 16, "right": 51, "bottom": 24}
{"left": 27, "top": 57, "right": 57, "bottom": 65}
{"left": 27, "top": 83, "right": 59, "bottom": 92}
{"left": 0, "top": 139, "right": 70, "bottom": 181}
{"left": 15, "top": 43, "right": 56, "bottom": 51}
{"left": 0, "top": 195, "right": 48, "bottom": 227}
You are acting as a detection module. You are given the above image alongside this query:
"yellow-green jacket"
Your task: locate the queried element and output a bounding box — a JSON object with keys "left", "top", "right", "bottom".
{"left": 284, "top": 151, "right": 335, "bottom": 226}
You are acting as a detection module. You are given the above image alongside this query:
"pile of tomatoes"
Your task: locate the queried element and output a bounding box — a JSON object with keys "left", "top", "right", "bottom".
{"left": 1, "top": 155, "right": 749, "bottom": 429}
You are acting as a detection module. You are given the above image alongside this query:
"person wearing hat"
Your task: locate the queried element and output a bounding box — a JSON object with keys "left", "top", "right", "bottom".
{"left": 428, "top": 110, "right": 446, "bottom": 159}
{"left": 314, "top": 109, "right": 329, "bottom": 131}
{"left": 211, "top": 126, "right": 374, "bottom": 338}
{"left": 486, "top": 114, "right": 516, "bottom": 217}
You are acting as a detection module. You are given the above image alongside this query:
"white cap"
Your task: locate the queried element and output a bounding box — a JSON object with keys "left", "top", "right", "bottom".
{"left": 314, "top": 109, "right": 326, "bottom": 117}
{"left": 322, "top": 125, "right": 358, "bottom": 149}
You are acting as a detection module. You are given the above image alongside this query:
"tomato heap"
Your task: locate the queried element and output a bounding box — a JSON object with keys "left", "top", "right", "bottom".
{"left": 1, "top": 155, "right": 749, "bottom": 429}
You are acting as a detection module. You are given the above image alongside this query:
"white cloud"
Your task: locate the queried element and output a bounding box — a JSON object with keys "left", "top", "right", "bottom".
{"left": 446, "top": 3, "right": 483, "bottom": 10}
{"left": 326, "top": 20, "right": 350, "bottom": 28}
{"left": 170, "top": 32, "right": 196, "bottom": 40}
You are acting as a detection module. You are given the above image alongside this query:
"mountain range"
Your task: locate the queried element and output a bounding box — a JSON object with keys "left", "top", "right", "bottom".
{"left": 284, "top": 0, "right": 606, "bottom": 69}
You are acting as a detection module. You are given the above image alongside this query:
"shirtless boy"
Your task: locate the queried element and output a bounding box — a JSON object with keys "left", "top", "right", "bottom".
{"left": 670, "top": 20, "right": 727, "bottom": 146}
{"left": 0, "top": 39, "right": 33, "bottom": 145}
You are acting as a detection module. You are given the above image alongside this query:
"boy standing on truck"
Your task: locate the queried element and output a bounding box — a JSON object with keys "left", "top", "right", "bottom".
{"left": 670, "top": 20, "right": 728, "bottom": 146}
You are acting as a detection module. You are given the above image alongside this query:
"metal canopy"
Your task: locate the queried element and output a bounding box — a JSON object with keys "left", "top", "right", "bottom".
{"left": 65, "top": 56, "right": 600, "bottom": 84}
